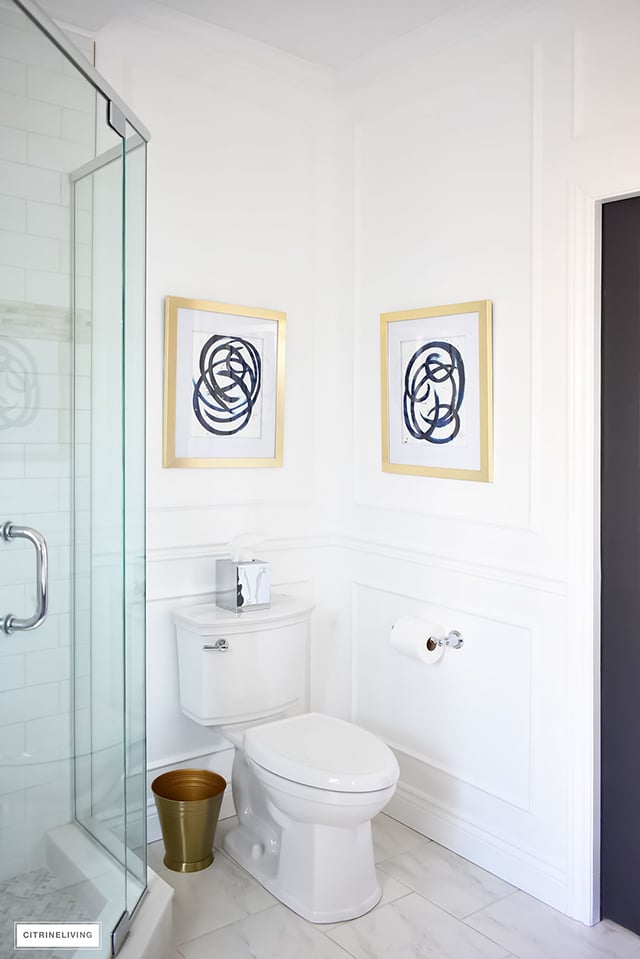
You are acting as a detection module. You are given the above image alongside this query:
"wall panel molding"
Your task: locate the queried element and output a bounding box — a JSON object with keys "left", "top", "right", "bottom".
{"left": 147, "top": 533, "right": 567, "bottom": 595}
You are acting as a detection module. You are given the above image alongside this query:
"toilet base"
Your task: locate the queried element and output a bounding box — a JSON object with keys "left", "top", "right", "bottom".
{"left": 222, "top": 749, "right": 389, "bottom": 923}
{"left": 223, "top": 819, "right": 382, "bottom": 923}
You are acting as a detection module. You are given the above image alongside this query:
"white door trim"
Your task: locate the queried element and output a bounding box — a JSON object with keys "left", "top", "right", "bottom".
{"left": 566, "top": 184, "right": 601, "bottom": 924}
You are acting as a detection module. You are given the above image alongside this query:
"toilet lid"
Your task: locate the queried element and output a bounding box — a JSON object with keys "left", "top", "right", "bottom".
{"left": 243, "top": 713, "right": 399, "bottom": 793}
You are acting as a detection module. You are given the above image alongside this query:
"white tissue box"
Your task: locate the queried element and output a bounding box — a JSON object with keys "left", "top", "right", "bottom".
{"left": 215, "top": 559, "right": 271, "bottom": 612}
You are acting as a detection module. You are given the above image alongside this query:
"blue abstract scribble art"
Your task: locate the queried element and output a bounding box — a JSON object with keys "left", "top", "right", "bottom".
{"left": 192, "top": 334, "right": 261, "bottom": 435}
{"left": 403, "top": 340, "right": 465, "bottom": 444}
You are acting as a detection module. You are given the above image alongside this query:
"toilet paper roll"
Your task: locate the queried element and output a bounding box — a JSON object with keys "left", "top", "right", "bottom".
{"left": 390, "top": 616, "right": 445, "bottom": 665}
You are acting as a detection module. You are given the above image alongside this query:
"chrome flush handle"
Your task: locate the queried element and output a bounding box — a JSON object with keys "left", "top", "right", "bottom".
{"left": 202, "top": 639, "right": 229, "bottom": 651}
{"left": 1, "top": 522, "right": 48, "bottom": 635}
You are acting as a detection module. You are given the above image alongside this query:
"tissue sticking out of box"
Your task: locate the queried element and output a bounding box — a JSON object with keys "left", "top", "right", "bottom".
{"left": 216, "top": 534, "right": 270, "bottom": 612}
{"left": 229, "top": 532, "right": 265, "bottom": 563}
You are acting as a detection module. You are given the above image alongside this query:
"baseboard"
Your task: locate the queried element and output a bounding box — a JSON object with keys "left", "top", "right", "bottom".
{"left": 387, "top": 780, "right": 568, "bottom": 914}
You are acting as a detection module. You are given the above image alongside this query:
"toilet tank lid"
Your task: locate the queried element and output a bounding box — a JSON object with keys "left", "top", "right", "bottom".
{"left": 171, "top": 593, "right": 314, "bottom": 633}
{"left": 243, "top": 713, "right": 400, "bottom": 793}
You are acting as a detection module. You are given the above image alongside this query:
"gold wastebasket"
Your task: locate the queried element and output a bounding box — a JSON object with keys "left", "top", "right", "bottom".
{"left": 151, "top": 769, "right": 226, "bottom": 873}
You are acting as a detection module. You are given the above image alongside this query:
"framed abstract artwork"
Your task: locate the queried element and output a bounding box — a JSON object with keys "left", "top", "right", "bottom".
{"left": 163, "top": 296, "right": 286, "bottom": 468}
{"left": 380, "top": 300, "right": 493, "bottom": 481}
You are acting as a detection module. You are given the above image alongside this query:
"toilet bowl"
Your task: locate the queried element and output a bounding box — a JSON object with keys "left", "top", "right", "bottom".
{"left": 222, "top": 712, "right": 399, "bottom": 923}
{"left": 171, "top": 594, "right": 400, "bottom": 922}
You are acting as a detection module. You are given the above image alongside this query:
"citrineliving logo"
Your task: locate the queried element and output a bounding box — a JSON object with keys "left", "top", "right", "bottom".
{"left": 15, "top": 923, "right": 101, "bottom": 950}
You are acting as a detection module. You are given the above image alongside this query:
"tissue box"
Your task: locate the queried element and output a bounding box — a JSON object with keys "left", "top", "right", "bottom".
{"left": 215, "top": 559, "right": 271, "bottom": 612}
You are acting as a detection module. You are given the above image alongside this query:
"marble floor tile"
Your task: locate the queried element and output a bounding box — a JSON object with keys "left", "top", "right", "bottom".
{"left": 466, "top": 891, "right": 640, "bottom": 959}
{"left": 380, "top": 840, "right": 516, "bottom": 918}
{"left": 147, "top": 841, "right": 275, "bottom": 946}
{"left": 177, "top": 904, "right": 353, "bottom": 959}
{"left": 320, "top": 867, "right": 412, "bottom": 932}
{"left": 372, "top": 813, "right": 429, "bottom": 862}
{"left": 324, "top": 891, "right": 509, "bottom": 959}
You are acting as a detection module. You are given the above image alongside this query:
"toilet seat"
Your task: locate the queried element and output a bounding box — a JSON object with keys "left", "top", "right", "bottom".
{"left": 243, "top": 712, "right": 399, "bottom": 793}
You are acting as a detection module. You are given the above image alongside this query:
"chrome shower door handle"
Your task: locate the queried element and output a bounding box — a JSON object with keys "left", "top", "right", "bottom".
{"left": 1, "top": 522, "right": 48, "bottom": 635}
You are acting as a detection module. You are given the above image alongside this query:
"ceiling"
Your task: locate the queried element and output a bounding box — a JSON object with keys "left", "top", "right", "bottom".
{"left": 37, "top": 0, "right": 468, "bottom": 68}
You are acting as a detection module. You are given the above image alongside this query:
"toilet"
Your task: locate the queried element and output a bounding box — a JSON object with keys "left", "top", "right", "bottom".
{"left": 172, "top": 594, "right": 399, "bottom": 923}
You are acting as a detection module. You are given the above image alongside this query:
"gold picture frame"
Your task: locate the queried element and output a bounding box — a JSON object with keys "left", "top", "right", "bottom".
{"left": 163, "top": 296, "right": 286, "bottom": 468}
{"left": 381, "top": 299, "right": 493, "bottom": 481}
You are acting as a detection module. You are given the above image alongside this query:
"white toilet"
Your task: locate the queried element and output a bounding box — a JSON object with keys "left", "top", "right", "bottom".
{"left": 172, "top": 594, "right": 399, "bottom": 923}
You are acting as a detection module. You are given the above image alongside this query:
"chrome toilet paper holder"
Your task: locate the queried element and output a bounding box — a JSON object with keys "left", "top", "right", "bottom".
{"left": 426, "top": 630, "right": 464, "bottom": 652}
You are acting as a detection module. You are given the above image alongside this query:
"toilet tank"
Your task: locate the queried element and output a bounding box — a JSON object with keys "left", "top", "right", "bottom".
{"left": 172, "top": 593, "right": 313, "bottom": 726}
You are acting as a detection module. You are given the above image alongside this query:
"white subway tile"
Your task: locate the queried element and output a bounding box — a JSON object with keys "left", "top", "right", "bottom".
{"left": 0, "top": 25, "right": 67, "bottom": 72}
{"left": 0, "top": 228, "right": 59, "bottom": 270}
{"left": 74, "top": 207, "right": 91, "bottom": 241}
{"left": 27, "top": 131, "right": 91, "bottom": 173}
{"left": 1, "top": 408, "right": 65, "bottom": 446}
{"left": 25, "top": 712, "right": 71, "bottom": 756}
{"left": 0, "top": 55, "right": 26, "bottom": 95}
{"left": 0, "top": 548, "right": 33, "bottom": 586}
{"left": 0, "top": 443, "right": 25, "bottom": 477}
{"left": 0, "top": 7, "right": 31, "bottom": 32}
{"left": 0, "top": 721, "right": 25, "bottom": 760}
{"left": 0, "top": 477, "right": 62, "bottom": 513}
{"left": 74, "top": 240, "right": 91, "bottom": 277}
{"left": 75, "top": 275, "right": 91, "bottom": 311}
{"left": 47, "top": 545, "right": 71, "bottom": 581}
{"left": 75, "top": 639, "right": 90, "bottom": 678}
{"left": 25, "top": 646, "right": 70, "bottom": 687}
{"left": 25, "top": 268, "right": 70, "bottom": 308}
{"left": 0, "top": 263, "right": 25, "bottom": 298}
{"left": 0, "top": 123, "right": 26, "bottom": 161}
{"left": 26, "top": 199, "right": 70, "bottom": 239}
{"left": 59, "top": 238, "right": 70, "bottom": 274}
{"left": 24, "top": 442, "right": 71, "bottom": 476}
{"left": 0, "top": 193, "right": 26, "bottom": 231}
{"left": 73, "top": 674, "right": 89, "bottom": 710}
{"left": 34, "top": 372, "right": 71, "bottom": 408}
{"left": 8, "top": 335, "right": 66, "bottom": 376}
{"left": 59, "top": 173, "right": 71, "bottom": 208}
{"left": 0, "top": 681, "right": 59, "bottom": 724}
{"left": 27, "top": 66, "right": 94, "bottom": 112}
{"left": 0, "top": 789, "right": 26, "bottom": 827}
{"left": 0, "top": 582, "right": 25, "bottom": 617}
{"left": 61, "top": 106, "right": 94, "bottom": 145}
{"left": 11, "top": 512, "right": 70, "bottom": 550}
{"left": 43, "top": 577, "right": 71, "bottom": 616}
{"left": 10, "top": 612, "right": 61, "bottom": 653}
{"left": 0, "top": 819, "right": 44, "bottom": 859}
{"left": 70, "top": 409, "right": 90, "bottom": 444}
{"left": 0, "top": 90, "right": 61, "bottom": 137}
{"left": 25, "top": 771, "right": 71, "bottom": 830}
{"left": 0, "top": 654, "right": 25, "bottom": 692}
{"left": 75, "top": 378, "right": 90, "bottom": 412}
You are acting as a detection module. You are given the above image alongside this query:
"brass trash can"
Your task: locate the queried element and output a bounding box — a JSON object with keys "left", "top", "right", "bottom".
{"left": 151, "top": 769, "right": 226, "bottom": 873}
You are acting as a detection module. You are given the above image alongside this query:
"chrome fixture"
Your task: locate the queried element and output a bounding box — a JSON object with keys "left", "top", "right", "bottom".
{"left": 426, "top": 629, "right": 464, "bottom": 652}
{"left": 202, "top": 639, "right": 230, "bottom": 652}
{"left": 1, "top": 522, "right": 48, "bottom": 635}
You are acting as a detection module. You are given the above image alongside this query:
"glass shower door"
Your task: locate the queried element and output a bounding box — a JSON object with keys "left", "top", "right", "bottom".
{"left": 0, "top": 2, "right": 147, "bottom": 955}
{"left": 71, "top": 126, "right": 147, "bottom": 926}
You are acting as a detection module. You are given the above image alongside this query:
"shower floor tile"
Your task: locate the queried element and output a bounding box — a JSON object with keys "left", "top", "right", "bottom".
{"left": 0, "top": 866, "right": 90, "bottom": 959}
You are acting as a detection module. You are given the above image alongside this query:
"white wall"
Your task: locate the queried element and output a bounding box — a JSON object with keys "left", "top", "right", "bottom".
{"left": 341, "top": 0, "right": 640, "bottom": 922}
{"left": 93, "top": 1, "right": 350, "bottom": 836}
{"left": 90, "top": 0, "right": 640, "bottom": 922}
